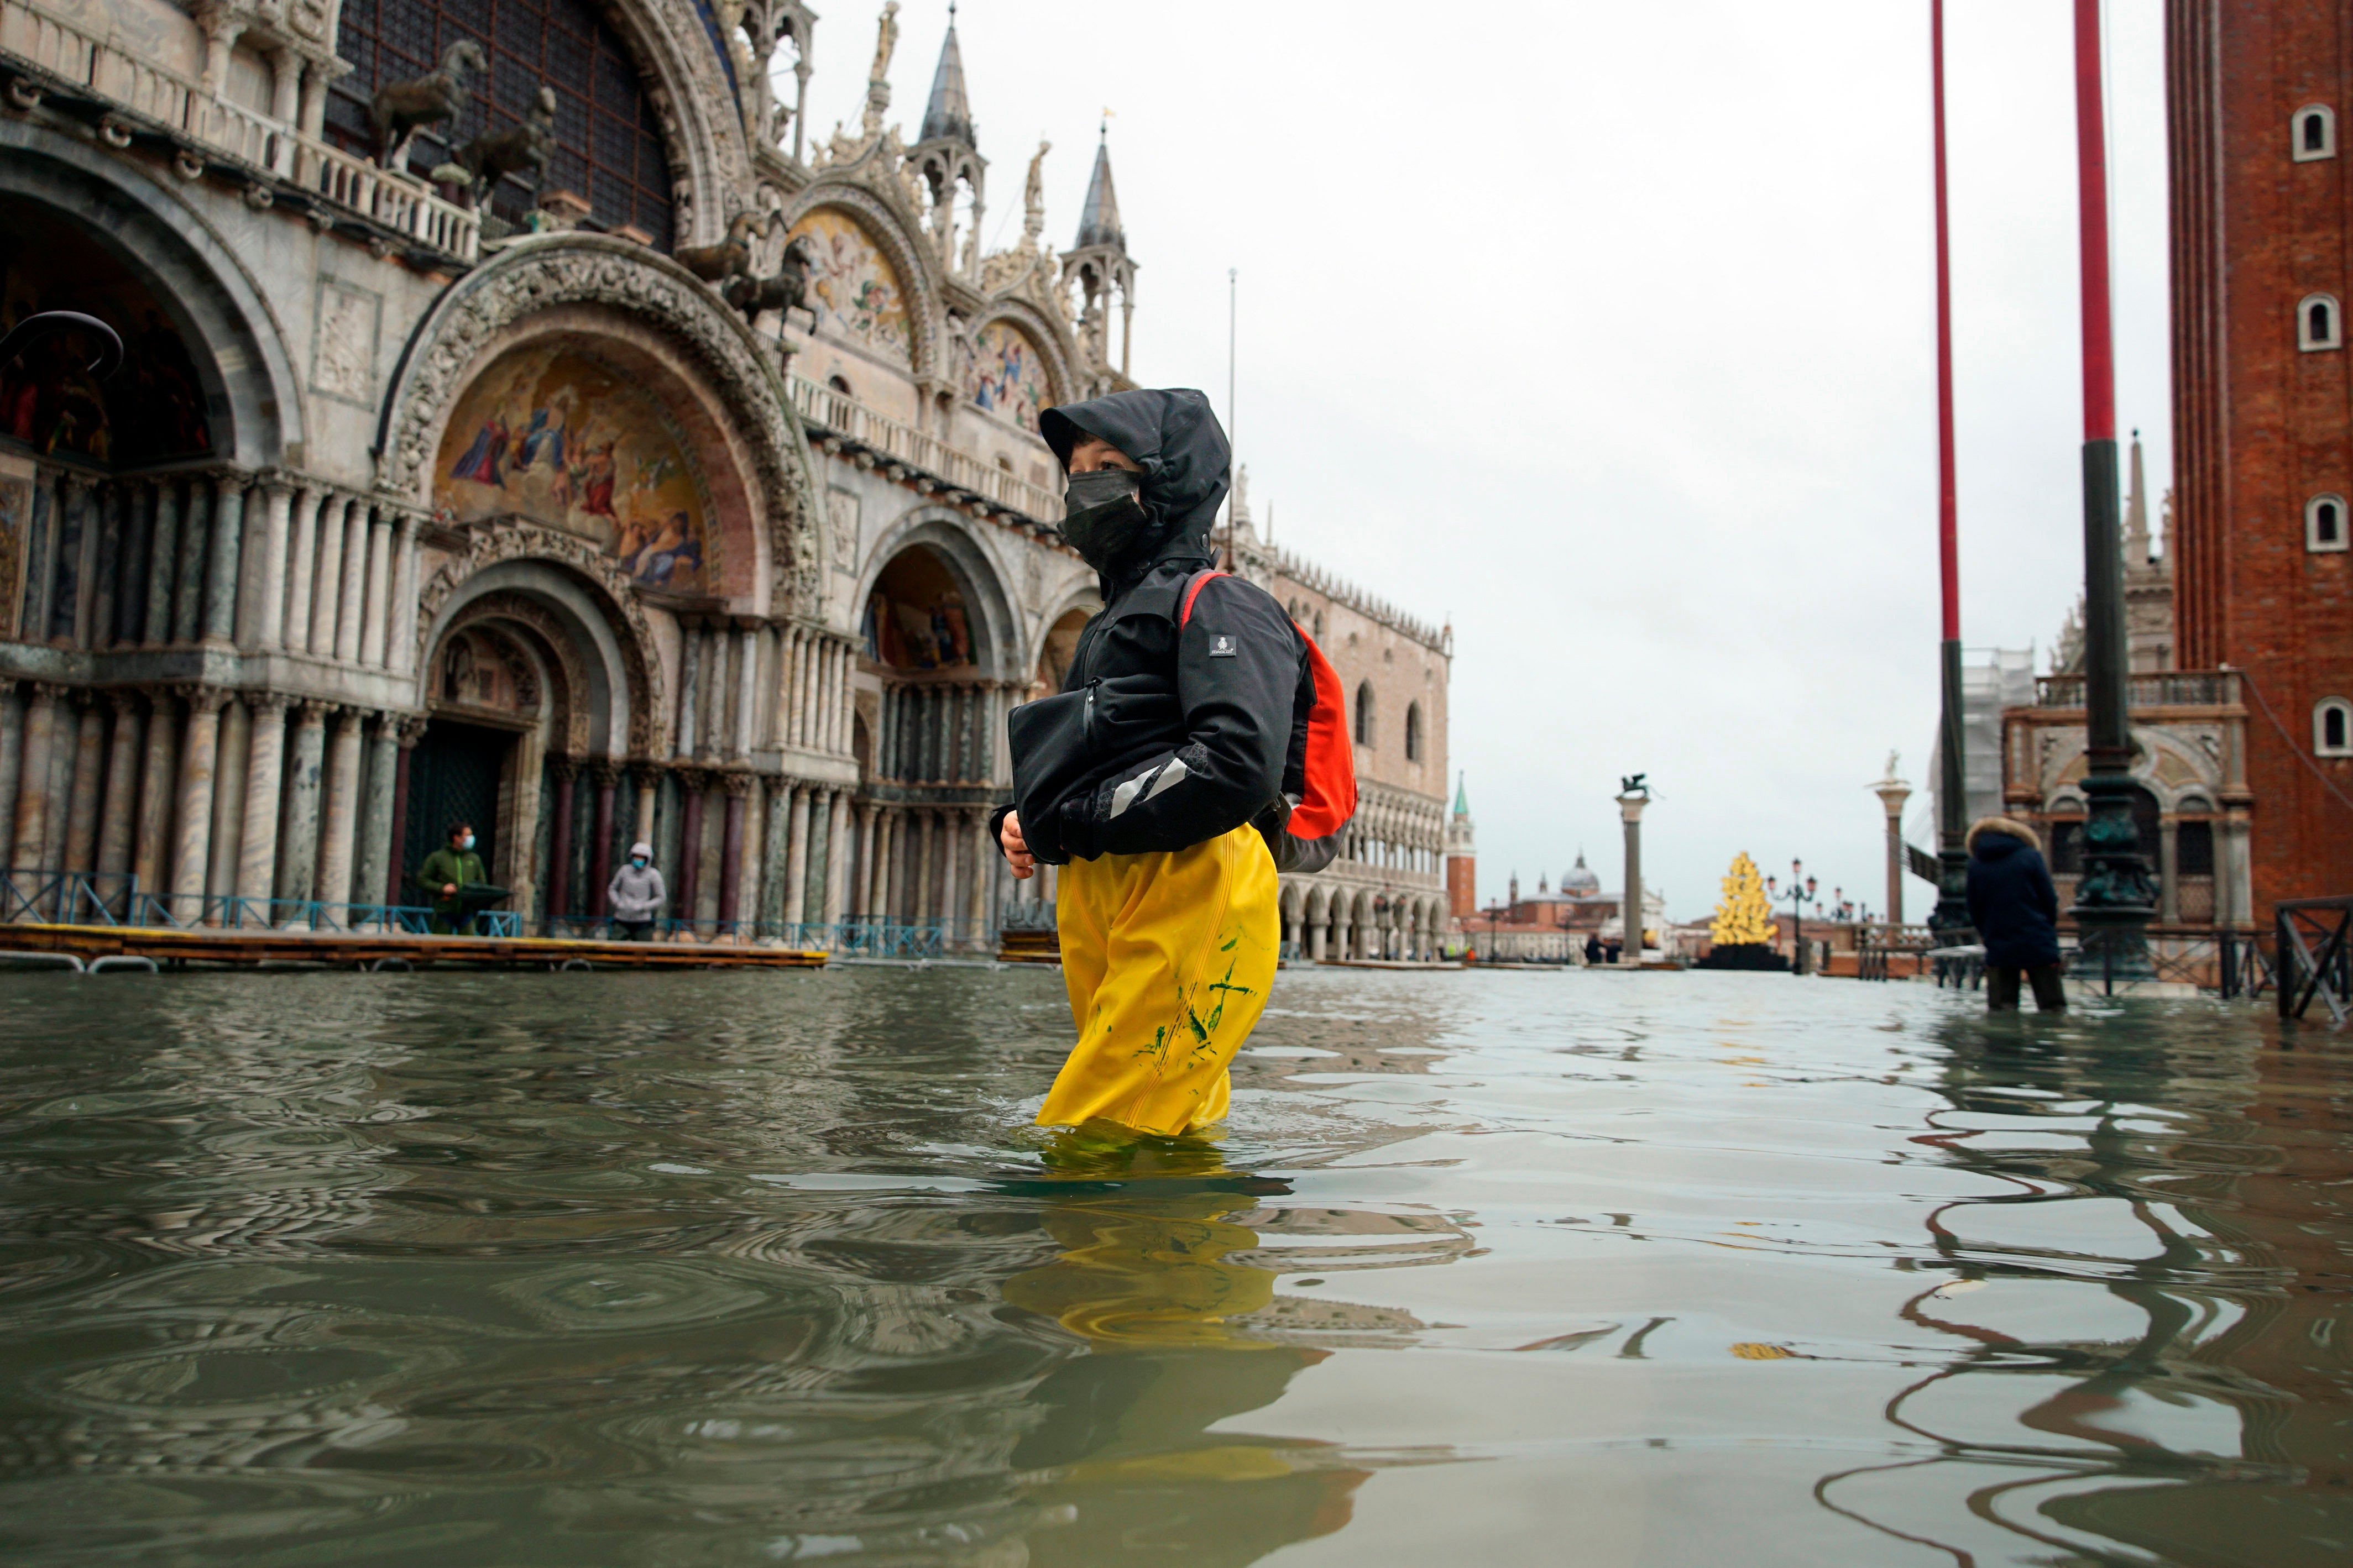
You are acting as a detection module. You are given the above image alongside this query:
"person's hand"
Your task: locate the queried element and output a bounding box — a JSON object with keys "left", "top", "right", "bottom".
{"left": 999, "top": 811, "right": 1034, "bottom": 880}
{"left": 442, "top": 883, "right": 457, "bottom": 897}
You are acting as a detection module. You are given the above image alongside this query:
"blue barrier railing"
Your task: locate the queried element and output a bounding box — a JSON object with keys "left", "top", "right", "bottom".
{"left": 4, "top": 870, "right": 520, "bottom": 937}
{"left": 543, "top": 915, "right": 979, "bottom": 955}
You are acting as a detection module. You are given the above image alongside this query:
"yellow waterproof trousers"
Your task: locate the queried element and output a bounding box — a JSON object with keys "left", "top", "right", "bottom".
{"left": 1042, "top": 822, "right": 1280, "bottom": 1135}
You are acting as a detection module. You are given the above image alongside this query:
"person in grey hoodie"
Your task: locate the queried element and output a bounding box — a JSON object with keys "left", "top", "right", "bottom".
{"left": 607, "top": 842, "right": 665, "bottom": 940}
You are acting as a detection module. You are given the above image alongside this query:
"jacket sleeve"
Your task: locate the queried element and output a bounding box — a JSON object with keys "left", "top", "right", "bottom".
{"left": 2031, "top": 856, "right": 2058, "bottom": 926}
{"left": 648, "top": 869, "right": 667, "bottom": 910}
{"left": 1064, "top": 576, "right": 1299, "bottom": 858}
{"left": 1964, "top": 863, "right": 1984, "bottom": 937}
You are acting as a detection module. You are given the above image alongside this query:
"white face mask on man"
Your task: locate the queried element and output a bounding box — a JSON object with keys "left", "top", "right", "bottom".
{"left": 459, "top": 834, "right": 475, "bottom": 851}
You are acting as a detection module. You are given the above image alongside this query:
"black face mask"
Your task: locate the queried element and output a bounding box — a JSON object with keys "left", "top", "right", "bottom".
{"left": 1059, "top": 468, "right": 1155, "bottom": 571}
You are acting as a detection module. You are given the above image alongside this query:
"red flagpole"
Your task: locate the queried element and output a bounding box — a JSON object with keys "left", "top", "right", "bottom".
{"left": 1929, "top": 0, "right": 1970, "bottom": 930}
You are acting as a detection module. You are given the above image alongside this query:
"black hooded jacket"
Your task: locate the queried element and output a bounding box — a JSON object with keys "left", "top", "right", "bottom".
{"left": 1965, "top": 824, "right": 2063, "bottom": 969}
{"left": 994, "top": 389, "right": 1330, "bottom": 869}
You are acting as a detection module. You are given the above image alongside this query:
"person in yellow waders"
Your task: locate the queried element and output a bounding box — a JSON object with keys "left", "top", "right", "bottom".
{"left": 993, "top": 390, "right": 1356, "bottom": 1138}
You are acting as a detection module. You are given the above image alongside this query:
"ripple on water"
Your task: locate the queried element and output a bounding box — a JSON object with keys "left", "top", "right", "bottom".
{"left": 0, "top": 965, "right": 2344, "bottom": 1566}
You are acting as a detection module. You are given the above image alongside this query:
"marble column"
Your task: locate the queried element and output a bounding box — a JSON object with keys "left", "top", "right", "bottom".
{"left": 634, "top": 769, "right": 657, "bottom": 847}
{"left": 737, "top": 775, "right": 764, "bottom": 935}
{"left": 58, "top": 696, "right": 103, "bottom": 878}
{"left": 821, "top": 788, "right": 849, "bottom": 926}
{"left": 797, "top": 630, "right": 818, "bottom": 748}
{"left": 169, "top": 689, "right": 228, "bottom": 921}
{"left": 771, "top": 628, "right": 798, "bottom": 751}
{"left": 719, "top": 771, "right": 748, "bottom": 929}
{"left": 912, "top": 808, "right": 937, "bottom": 920}
{"left": 142, "top": 481, "right": 178, "bottom": 646}
{"left": 332, "top": 501, "right": 368, "bottom": 663}
{"left": 545, "top": 757, "right": 578, "bottom": 929}
{"left": 783, "top": 783, "right": 810, "bottom": 925}
{"left": 675, "top": 768, "right": 705, "bottom": 932}
{"left": 307, "top": 495, "right": 346, "bottom": 656}
{"left": 855, "top": 801, "right": 879, "bottom": 917}
{"left": 676, "top": 620, "right": 702, "bottom": 759}
{"left": 758, "top": 776, "right": 789, "bottom": 928}
{"left": 390, "top": 514, "right": 422, "bottom": 676}
{"left": 253, "top": 481, "right": 294, "bottom": 651}
{"left": 205, "top": 698, "right": 250, "bottom": 916}
{"left": 360, "top": 508, "right": 393, "bottom": 668}
{"left": 283, "top": 487, "right": 322, "bottom": 654}
{"left": 234, "top": 694, "right": 290, "bottom": 918}
{"left": 875, "top": 808, "right": 899, "bottom": 920}
{"left": 589, "top": 761, "right": 620, "bottom": 917}
{"left": 115, "top": 484, "right": 151, "bottom": 647}
{"left": 3, "top": 688, "right": 30, "bottom": 880}
{"left": 315, "top": 709, "right": 363, "bottom": 910}
{"left": 2158, "top": 815, "right": 2181, "bottom": 926}
{"left": 90, "top": 483, "right": 123, "bottom": 650}
{"left": 734, "top": 623, "right": 760, "bottom": 758}
{"left": 171, "top": 480, "right": 207, "bottom": 644}
{"left": 131, "top": 690, "right": 177, "bottom": 899}
{"left": 202, "top": 478, "right": 243, "bottom": 645}
{"left": 96, "top": 692, "right": 143, "bottom": 882}
{"left": 277, "top": 702, "right": 327, "bottom": 904}
{"left": 9, "top": 684, "right": 61, "bottom": 877}
{"left": 354, "top": 716, "right": 398, "bottom": 911}
{"left": 964, "top": 806, "right": 990, "bottom": 947}
{"left": 386, "top": 718, "right": 426, "bottom": 909}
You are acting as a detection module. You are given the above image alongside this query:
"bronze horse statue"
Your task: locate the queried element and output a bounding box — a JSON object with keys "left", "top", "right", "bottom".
{"left": 372, "top": 39, "right": 488, "bottom": 169}
{"left": 723, "top": 234, "right": 818, "bottom": 331}
{"left": 675, "top": 209, "right": 780, "bottom": 287}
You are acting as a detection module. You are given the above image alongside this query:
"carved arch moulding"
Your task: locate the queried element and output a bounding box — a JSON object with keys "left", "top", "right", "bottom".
{"left": 374, "top": 234, "right": 824, "bottom": 613}
{"left": 415, "top": 521, "right": 670, "bottom": 757}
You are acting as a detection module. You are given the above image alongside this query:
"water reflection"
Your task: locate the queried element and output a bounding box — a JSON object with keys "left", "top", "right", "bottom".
{"left": 1819, "top": 1011, "right": 2351, "bottom": 1565}
{"left": 0, "top": 968, "right": 2345, "bottom": 1565}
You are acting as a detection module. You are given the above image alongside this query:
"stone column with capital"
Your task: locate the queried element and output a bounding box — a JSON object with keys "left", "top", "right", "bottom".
{"left": 674, "top": 767, "right": 707, "bottom": 933}
{"left": 9, "top": 684, "right": 62, "bottom": 881}
{"left": 1617, "top": 787, "right": 1649, "bottom": 965}
{"left": 390, "top": 512, "right": 423, "bottom": 676}
{"left": 589, "top": 759, "right": 622, "bottom": 919}
{"left": 675, "top": 622, "right": 703, "bottom": 761}
{"left": 355, "top": 715, "right": 400, "bottom": 912}
{"left": 170, "top": 688, "right": 231, "bottom": 920}
{"left": 142, "top": 481, "right": 179, "bottom": 646}
{"left": 131, "top": 689, "right": 177, "bottom": 898}
{"left": 205, "top": 698, "right": 250, "bottom": 912}
{"left": 283, "top": 487, "right": 322, "bottom": 654}
{"left": 758, "top": 775, "right": 791, "bottom": 930}
{"left": 854, "top": 800, "right": 879, "bottom": 918}
{"left": 277, "top": 702, "right": 328, "bottom": 904}
{"left": 385, "top": 716, "right": 428, "bottom": 910}
{"left": 1872, "top": 769, "right": 1912, "bottom": 927}
{"left": 360, "top": 507, "right": 394, "bottom": 668}
{"left": 545, "top": 756, "right": 579, "bottom": 929}
{"left": 782, "top": 783, "right": 811, "bottom": 927}
{"left": 307, "top": 495, "right": 346, "bottom": 656}
{"left": 333, "top": 500, "right": 368, "bottom": 663}
{"left": 96, "top": 691, "right": 144, "bottom": 884}
{"left": 235, "top": 693, "right": 292, "bottom": 919}
{"left": 734, "top": 622, "right": 760, "bottom": 758}
{"left": 201, "top": 478, "right": 244, "bottom": 646}
{"left": 820, "top": 788, "right": 849, "bottom": 927}
{"left": 316, "top": 707, "right": 363, "bottom": 910}
{"left": 718, "top": 770, "right": 750, "bottom": 931}
{"left": 61, "top": 695, "right": 105, "bottom": 875}
{"left": 963, "top": 806, "right": 990, "bottom": 948}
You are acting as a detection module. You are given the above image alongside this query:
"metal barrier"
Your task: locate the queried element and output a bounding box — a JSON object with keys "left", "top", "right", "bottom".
{"left": 3, "top": 871, "right": 516, "bottom": 937}
{"left": 546, "top": 916, "right": 975, "bottom": 956}
{"left": 2276, "top": 897, "right": 2351, "bottom": 1027}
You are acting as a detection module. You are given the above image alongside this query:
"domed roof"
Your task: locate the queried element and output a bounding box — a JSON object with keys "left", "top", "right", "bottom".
{"left": 1561, "top": 851, "right": 1601, "bottom": 895}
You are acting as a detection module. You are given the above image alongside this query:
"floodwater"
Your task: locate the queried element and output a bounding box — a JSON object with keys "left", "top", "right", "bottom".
{"left": 0, "top": 965, "right": 2345, "bottom": 1567}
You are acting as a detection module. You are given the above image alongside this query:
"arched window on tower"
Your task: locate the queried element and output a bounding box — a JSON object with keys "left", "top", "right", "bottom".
{"left": 1404, "top": 700, "right": 1423, "bottom": 762}
{"left": 2309, "top": 494, "right": 2348, "bottom": 553}
{"left": 2318, "top": 697, "right": 2353, "bottom": 758}
{"left": 1353, "top": 680, "right": 1375, "bottom": 747}
{"left": 2294, "top": 104, "right": 2338, "bottom": 161}
{"left": 2299, "top": 293, "right": 2341, "bottom": 352}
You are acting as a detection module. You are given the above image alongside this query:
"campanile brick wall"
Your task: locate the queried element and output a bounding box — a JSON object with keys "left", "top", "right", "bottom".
{"left": 2167, "top": 0, "right": 2353, "bottom": 910}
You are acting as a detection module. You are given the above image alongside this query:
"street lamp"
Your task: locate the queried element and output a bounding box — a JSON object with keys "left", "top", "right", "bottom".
{"left": 1766, "top": 859, "right": 1818, "bottom": 976}
{"left": 1481, "top": 898, "right": 1506, "bottom": 965}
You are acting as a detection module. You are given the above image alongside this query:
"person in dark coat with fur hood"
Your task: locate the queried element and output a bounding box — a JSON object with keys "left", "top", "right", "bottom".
{"left": 1965, "top": 815, "right": 2066, "bottom": 1011}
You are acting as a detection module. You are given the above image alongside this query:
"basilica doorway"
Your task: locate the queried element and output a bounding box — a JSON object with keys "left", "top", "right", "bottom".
{"left": 401, "top": 720, "right": 514, "bottom": 893}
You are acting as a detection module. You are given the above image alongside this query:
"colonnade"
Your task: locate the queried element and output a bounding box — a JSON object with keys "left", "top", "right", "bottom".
{"left": 1341, "top": 785, "right": 1448, "bottom": 878}
{"left": 1283, "top": 883, "right": 1445, "bottom": 963}
{"left": 1, "top": 681, "right": 406, "bottom": 922}
{"left": 873, "top": 679, "right": 1010, "bottom": 784}
{"left": 6, "top": 463, "right": 420, "bottom": 672}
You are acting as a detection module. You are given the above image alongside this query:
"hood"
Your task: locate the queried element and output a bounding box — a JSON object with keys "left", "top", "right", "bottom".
{"left": 1966, "top": 815, "right": 2040, "bottom": 857}
{"left": 1039, "top": 389, "right": 1231, "bottom": 572}
{"left": 628, "top": 842, "right": 653, "bottom": 860}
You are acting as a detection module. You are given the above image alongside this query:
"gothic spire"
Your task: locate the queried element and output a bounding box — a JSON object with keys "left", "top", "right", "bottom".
{"left": 1074, "top": 120, "right": 1125, "bottom": 250}
{"left": 919, "top": 2, "right": 974, "bottom": 146}
{"left": 1453, "top": 771, "right": 1470, "bottom": 816}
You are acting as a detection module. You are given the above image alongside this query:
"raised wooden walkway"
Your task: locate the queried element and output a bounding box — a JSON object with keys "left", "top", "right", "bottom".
{"left": 0, "top": 923, "right": 829, "bottom": 971}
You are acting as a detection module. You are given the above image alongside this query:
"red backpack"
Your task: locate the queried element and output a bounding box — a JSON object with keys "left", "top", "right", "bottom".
{"left": 1180, "top": 570, "right": 1358, "bottom": 841}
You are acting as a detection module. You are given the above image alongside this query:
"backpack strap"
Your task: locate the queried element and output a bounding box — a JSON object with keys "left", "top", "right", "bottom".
{"left": 1178, "top": 568, "right": 1227, "bottom": 627}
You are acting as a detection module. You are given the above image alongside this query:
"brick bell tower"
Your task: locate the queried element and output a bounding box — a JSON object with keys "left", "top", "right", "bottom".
{"left": 1446, "top": 772, "right": 1477, "bottom": 923}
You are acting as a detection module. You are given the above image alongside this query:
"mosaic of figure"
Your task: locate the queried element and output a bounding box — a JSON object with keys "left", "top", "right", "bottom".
{"left": 435, "top": 344, "right": 710, "bottom": 592}
{"left": 966, "top": 319, "right": 1047, "bottom": 431}
{"left": 788, "top": 208, "right": 912, "bottom": 361}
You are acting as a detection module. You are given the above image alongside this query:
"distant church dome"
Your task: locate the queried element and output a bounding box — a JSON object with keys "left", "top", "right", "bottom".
{"left": 1562, "top": 851, "right": 1601, "bottom": 895}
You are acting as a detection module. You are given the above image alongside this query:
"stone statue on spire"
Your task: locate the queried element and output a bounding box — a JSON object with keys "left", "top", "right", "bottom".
{"left": 861, "top": 1, "right": 900, "bottom": 136}
{"left": 1023, "top": 140, "right": 1050, "bottom": 245}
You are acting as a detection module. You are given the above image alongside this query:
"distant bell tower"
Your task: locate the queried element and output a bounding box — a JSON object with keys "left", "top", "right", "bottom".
{"left": 1447, "top": 772, "right": 1476, "bottom": 922}
{"left": 1061, "top": 119, "right": 1137, "bottom": 382}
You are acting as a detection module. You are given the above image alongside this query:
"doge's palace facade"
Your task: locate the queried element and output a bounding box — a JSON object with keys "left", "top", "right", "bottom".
{"left": 0, "top": 0, "right": 1449, "bottom": 950}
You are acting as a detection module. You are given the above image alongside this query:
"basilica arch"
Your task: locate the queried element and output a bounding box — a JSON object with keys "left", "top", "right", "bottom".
{"left": 0, "top": 119, "right": 305, "bottom": 471}
{"left": 375, "top": 234, "right": 822, "bottom": 615}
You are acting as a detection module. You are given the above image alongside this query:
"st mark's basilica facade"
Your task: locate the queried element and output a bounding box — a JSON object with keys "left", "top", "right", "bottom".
{"left": 0, "top": 0, "right": 1453, "bottom": 956}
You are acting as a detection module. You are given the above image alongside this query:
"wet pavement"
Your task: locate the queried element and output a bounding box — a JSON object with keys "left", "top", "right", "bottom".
{"left": 0, "top": 964, "right": 2345, "bottom": 1566}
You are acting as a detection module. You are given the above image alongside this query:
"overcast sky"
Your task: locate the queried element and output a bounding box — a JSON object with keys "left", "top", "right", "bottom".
{"left": 790, "top": 1, "right": 2172, "bottom": 924}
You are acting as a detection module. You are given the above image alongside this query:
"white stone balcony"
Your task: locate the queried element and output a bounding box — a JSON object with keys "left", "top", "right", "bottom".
{"left": 2, "top": 0, "right": 479, "bottom": 260}
{"left": 790, "top": 374, "right": 1064, "bottom": 526}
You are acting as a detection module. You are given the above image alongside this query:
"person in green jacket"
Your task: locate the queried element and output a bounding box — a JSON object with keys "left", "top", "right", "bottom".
{"left": 414, "top": 821, "right": 487, "bottom": 934}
